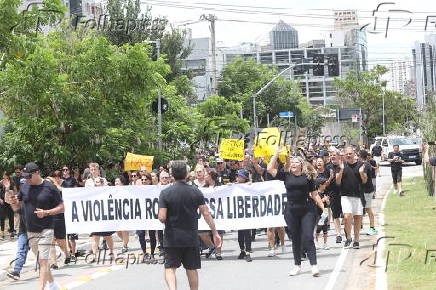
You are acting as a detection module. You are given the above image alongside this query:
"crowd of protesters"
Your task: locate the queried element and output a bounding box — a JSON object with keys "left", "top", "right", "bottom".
{"left": 1, "top": 140, "right": 397, "bottom": 289}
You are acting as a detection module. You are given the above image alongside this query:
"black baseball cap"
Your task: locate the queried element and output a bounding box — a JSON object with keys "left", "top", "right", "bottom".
{"left": 22, "top": 162, "right": 40, "bottom": 178}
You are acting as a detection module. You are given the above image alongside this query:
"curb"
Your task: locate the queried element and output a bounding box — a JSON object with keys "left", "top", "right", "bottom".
{"left": 0, "top": 241, "right": 91, "bottom": 282}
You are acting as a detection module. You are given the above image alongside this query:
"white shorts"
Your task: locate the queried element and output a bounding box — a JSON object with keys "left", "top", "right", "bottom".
{"left": 374, "top": 156, "right": 382, "bottom": 164}
{"left": 341, "top": 196, "right": 363, "bottom": 215}
{"left": 364, "top": 193, "right": 374, "bottom": 209}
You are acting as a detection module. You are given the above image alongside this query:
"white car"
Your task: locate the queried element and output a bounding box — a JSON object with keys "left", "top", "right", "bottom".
{"left": 370, "top": 136, "right": 422, "bottom": 165}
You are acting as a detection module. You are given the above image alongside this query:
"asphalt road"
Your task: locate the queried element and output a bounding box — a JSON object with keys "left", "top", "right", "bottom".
{"left": 0, "top": 163, "right": 424, "bottom": 290}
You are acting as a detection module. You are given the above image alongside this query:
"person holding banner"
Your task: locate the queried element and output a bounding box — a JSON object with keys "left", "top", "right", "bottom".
{"left": 89, "top": 178, "right": 115, "bottom": 260}
{"left": 268, "top": 149, "right": 324, "bottom": 277}
{"left": 84, "top": 163, "right": 107, "bottom": 187}
{"left": 158, "top": 161, "right": 221, "bottom": 290}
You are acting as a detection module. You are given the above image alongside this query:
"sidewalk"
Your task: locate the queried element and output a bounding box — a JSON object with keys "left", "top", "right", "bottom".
{"left": 0, "top": 234, "right": 92, "bottom": 282}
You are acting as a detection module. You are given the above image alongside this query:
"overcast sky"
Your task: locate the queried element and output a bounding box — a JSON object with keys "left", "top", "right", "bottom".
{"left": 143, "top": 0, "right": 436, "bottom": 67}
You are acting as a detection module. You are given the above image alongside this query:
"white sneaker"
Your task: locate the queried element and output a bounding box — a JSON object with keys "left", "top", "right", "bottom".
{"left": 267, "top": 248, "right": 276, "bottom": 257}
{"left": 289, "top": 266, "right": 301, "bottom": 276}
{"left": 311, "top": 265, "right": 320, "bottom": 277}
{"left": 281, "top": 245, "right": 286, "bottom": 253}
{"left": 323, "top": 244, "right": 330, "bottom": 250}
{"left": 44, "top": 282, "right": 60, "bottom": 290}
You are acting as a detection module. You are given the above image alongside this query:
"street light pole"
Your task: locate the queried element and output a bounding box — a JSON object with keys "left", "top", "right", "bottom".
{"left": 381, "top": 81, "right": 387, "bottom": 136}
{"left": 252, "top": 64, "right": 296, "bottom": 131}
{"left": 144, "top": 40, "right": 162, "bottom": 150}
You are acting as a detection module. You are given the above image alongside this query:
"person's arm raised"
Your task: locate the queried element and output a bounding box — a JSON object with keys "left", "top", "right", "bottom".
{"left": 335, "top": 160, "right": 345, "bottom": 185}
{"left": 267, "top": 148, "right": 282, "bottom": 177}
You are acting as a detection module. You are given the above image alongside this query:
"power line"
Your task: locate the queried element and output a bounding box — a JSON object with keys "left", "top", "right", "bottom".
{"left": 143, "top": 0, "right": 436, "bottom": 23}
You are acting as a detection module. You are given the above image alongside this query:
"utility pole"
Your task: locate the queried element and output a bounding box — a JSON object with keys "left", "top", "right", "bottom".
{"left": 200, "top": 14, "right": 218, "bottom": 95}
{"left": 144, "top": 40, "right": 162, "bottom": 150}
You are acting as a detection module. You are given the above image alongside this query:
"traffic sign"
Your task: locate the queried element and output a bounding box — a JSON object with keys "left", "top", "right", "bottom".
{"left": 152, "top": 97, "right": 169, "bottom": 114}
{"left": 279, "top": 111, "right": 294, "bottom": 118}
{"left": 352, "top": 114, "right": 358, "bottom": 123}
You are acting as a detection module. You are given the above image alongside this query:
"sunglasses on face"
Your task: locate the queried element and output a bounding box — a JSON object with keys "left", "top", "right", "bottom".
{"left": 62, "top": 168, "right": 69, "bottom": 171}
{"left": 131, "top": 175, "right": 137, "bottom": 177}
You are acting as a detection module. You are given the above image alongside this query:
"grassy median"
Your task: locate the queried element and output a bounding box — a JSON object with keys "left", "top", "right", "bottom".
{"left": 384, "top": 176, "right": 436, "bottom": 290}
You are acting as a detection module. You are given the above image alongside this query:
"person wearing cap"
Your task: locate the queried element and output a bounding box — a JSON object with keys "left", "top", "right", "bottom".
{"left": 215, "top": 158, "right": 230, "bottom": 184}
{"left": 6, "top": 162, "right": 64, "bottom": 290}
{"left": 234, "top": 169, "right": 254, "bottom": 262}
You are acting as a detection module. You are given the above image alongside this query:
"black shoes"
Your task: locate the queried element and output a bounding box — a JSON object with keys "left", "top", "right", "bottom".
{"left": 238, "top": 251, "right": 246, "bottom": 259}
{"left": 7, "top": 270, "right": 20, "bottom": 280}
{"left": 245, "top": 253, "right": 252, "bottom": 262}
{"left": 352, "top": 241, "right": 360, "bottom": 249}
{"left": 344, "top": 239, "right": 352, "bottom": 249}
{"left": 336, "top": 236, "right": 342, "bottom": 244}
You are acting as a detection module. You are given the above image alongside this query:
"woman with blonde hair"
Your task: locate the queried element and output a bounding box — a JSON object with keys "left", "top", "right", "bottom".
{"left": 267, "top": 149, "right": 324, "bottom": 277}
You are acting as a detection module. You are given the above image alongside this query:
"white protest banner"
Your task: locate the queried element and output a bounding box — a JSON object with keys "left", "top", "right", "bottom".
{"left": 63, "top": 180, "right": 288, "bottom": 234}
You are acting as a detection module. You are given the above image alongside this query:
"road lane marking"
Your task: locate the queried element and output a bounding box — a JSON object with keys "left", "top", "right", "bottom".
{"left": 323, "top": 248, "right": 349, "bottom": 290}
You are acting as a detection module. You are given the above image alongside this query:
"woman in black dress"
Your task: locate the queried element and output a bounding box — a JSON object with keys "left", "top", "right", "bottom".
{"left": 267, "top": 148, "right": 325, "bottom": 277}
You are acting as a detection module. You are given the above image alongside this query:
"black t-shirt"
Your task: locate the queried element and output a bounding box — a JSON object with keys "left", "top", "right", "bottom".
{"left": 325, "top": 163, "right": 341, "bottom": 196}
{"left": 158, "top": 182, "right": 206, "bottom": 247}
{"left": 228, "top": 169, "right": 237, "bottom": 183}
{"left": 429, "top": 157, "right": 436, "bottom": 166}
{"left": 372, "top": 145, "right": 382, "bottom": 157}
{"left": 369, "top": 159, "right": 377, "bottom": 178}
{"left": 388, "top": 152, "right": 403, "bottom": 171}
{"left": 339, "top": 161, "right": 364, "bottom": 197}
{"left": 361, "top": 162, "right": 374, "bottom": 193}
{"left": 217, "top": 168, "right": 230, "bottom": 184}
{"left": 62, "top": 177, "right": 78, "bottom": 188}
{"left": 18, "top": 180, "right": 63, "bottom": 233}
{"left": 276, "top": 172, "right": 315, "bottom": 204}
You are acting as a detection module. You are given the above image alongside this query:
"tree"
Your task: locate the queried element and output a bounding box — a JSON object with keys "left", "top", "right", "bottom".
{"left": 219, "top": 57, "right": 324, "bottom": 133}
{"left": 0, "top": 0, "right": 66, "bottom": 68}
{"left": 196, "top": 95, "right": 249, "bottom": 144}
{"left": 102, "top": 2, "right": 192, "bottom": 82}
{"left": 334, "top": 65, "right": 418, "bottom": 139}
{"left": 0, "top": 30, "right": 169, "bottom": 171}
{"left": 103, "top": 0, "right": 167, "bottom": 46}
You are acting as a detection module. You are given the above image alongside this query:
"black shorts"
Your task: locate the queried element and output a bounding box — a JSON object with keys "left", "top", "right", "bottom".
{"left": 391, "top": 169, "right": 402, "bottom": 184}
{"left": 316, "top": 224, "right": 328, "bottom": 234}
{"left": 164, "top": 247, "right": 201, "bottom": 270}
{"left": 67, "top": 234, "right": 79, "bottom": 240}
{"left": 53, "top": 219, "right": 66, "bottom": 240}
{"left": 329, "top": 194, "right": 342, "bottom": 219}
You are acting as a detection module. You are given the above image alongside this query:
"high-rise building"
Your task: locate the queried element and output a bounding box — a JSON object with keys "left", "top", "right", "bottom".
{"left": 334, "top": 10, "right": 358, "bottom": 30}
{"left": 269, "top": 20, "right": 299, "bottom": 50}
{"left": 412, "top": 40, "right": 436, "bottom": 108}
{"left": 389, "top": 60, "right": 410, "bottom": 94}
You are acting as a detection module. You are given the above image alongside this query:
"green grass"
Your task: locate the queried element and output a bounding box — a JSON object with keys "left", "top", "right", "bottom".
{"left": 384, "top": 176, "right": 436, "bottom": 290}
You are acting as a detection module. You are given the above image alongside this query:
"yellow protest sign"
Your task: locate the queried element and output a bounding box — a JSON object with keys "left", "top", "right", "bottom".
{"left": 253, "top": 128, "right": 290, "bottom": 163}
{"left": 219, "top": 139, "right": 245, "bottom": 161}
{"left": 124, "top": 153, "right": 154, "bottom": 172}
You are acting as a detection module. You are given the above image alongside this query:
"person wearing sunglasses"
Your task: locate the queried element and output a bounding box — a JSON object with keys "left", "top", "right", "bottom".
{"left": 129, "top": 171, "right": 139, "bottom": 185}
{"left": 7, "top": 163, "right": 64, "bottom": 290}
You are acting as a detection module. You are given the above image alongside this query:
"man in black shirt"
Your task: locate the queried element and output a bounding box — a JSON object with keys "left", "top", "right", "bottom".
{"left": 359, "top": 151, "right": 377, "bottom": 236}
{"left": 336, "top": 147, "right": 367, "bottom": 249}
{"left": 387, "top": 145, "right": 405, "bottom": 195}
{"left": 7, "top": 162, "right": 64, "bottom": 290}
{"left": 158, "top": 160, "right": 221, "bottom": 290}
{"left": 371, "top": 141, "right": 382, "bottom": 177}
{"left": 215, "top": 158, "right": 230, "bottom": 184}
